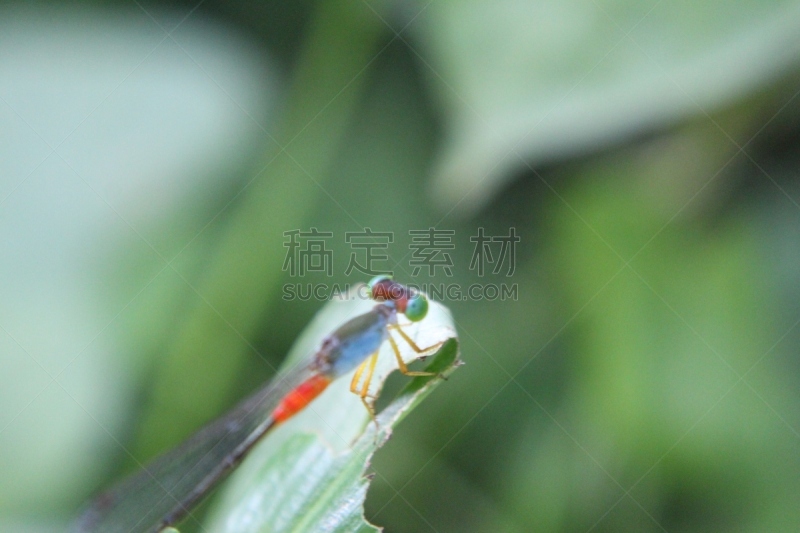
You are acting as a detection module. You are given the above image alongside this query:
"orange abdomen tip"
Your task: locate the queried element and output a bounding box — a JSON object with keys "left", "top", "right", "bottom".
{"left": 272, "top": 374, "right": 332, "bottom": 424}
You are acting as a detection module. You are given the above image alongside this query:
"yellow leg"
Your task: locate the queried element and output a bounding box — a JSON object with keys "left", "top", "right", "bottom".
{"left": 360, "top": 352, "right": 378, "bottom": 398}
{"left": 350, "top": 352, "right": 379, "bottom": 423}
{"left": 388, "top": 333, "right": 442, "bottom": 377}
{"left": 389, "top": 324, "right": 445, "bottom": 355}
{"left": 350, "top": 359, "right": 367, "bottom": 394}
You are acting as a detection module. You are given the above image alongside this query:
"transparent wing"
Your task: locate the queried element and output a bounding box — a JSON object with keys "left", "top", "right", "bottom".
{"left": 73, "top": 365, "right": 315, "bottom": 533}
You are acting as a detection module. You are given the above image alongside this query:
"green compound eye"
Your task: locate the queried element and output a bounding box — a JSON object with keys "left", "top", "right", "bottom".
{"left": 404, "top": 293, "right": 429, "bottom": 322}
{"left": 366, "top": 274, "right": 393, "bottom": 299}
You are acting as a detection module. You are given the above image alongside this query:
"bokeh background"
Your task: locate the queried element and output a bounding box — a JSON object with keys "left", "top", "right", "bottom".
{"left": 3, "top": 1, "right": 800, "bottom": 531}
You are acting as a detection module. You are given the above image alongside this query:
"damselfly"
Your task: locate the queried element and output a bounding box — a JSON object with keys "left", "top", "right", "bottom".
{"left": 74, "top": 276, "right": 448, "bottom": 533}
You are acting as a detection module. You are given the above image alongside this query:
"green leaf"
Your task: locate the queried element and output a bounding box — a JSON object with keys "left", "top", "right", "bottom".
{"left": 420, "top": 0, "right": 800, "bottom": 214}
{"left": 204, "top": 287, "right": 460, "bottom": 533}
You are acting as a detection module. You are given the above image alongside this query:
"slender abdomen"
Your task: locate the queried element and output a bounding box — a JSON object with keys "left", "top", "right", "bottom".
{"left": 272, "top": 374, "right": 332, "bottom": 423}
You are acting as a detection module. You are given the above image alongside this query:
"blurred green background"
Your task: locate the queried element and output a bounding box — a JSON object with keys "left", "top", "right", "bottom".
{"left": 3, "top": 0, "right": 800, "bottom": 531}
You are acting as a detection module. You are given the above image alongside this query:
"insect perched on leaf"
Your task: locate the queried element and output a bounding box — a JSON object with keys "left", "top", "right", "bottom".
{"left": 74, "top": 276, "right": 451, "bottom": 533}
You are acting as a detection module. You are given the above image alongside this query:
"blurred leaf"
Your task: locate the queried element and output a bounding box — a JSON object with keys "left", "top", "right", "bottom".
{"left": 419, "top": 0, "right": 800, "bottom": 214}
{"left": 134, "top": 0, "right": 386, "bottom": 457}
{"left": 0, "top": 4, "right": 274, "bottom": 517}
{"left": 528, "top": 157, "right": 800, "bottom": 531}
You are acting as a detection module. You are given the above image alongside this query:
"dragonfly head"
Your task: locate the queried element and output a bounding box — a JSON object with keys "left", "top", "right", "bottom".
{"left": 367, "top": 275, "right": 429, "bottom": 322}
